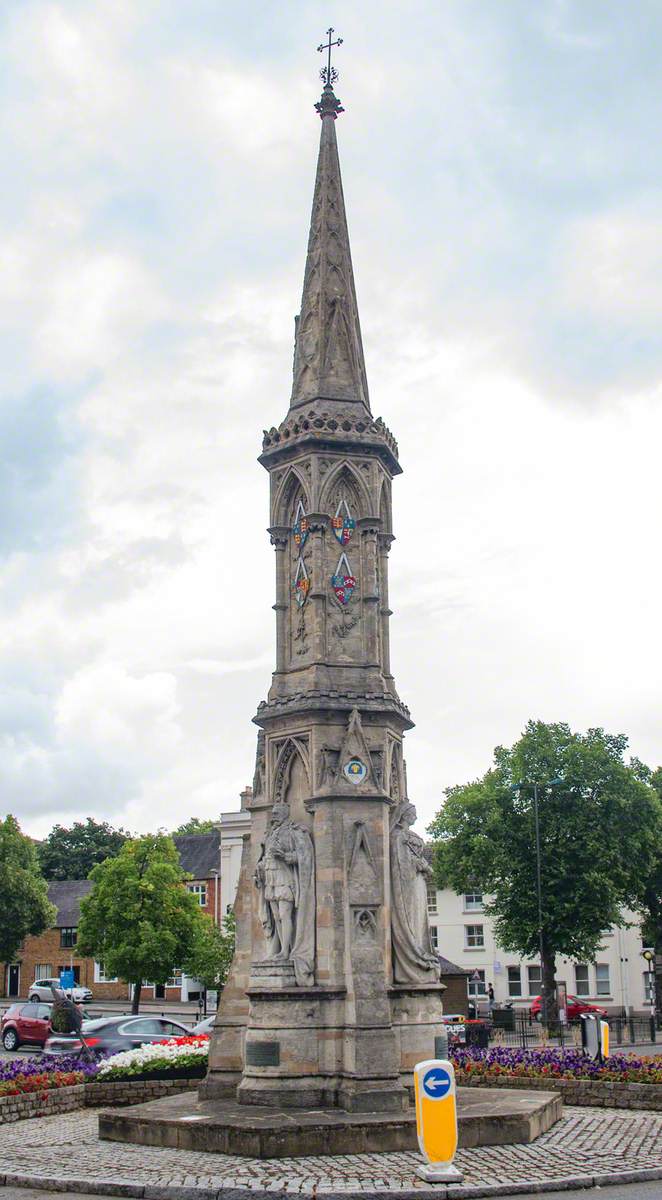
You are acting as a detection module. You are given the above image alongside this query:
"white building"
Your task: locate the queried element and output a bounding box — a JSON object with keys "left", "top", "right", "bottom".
{"left": 219, "top": 791, "right": 251, "bottom": 919}
{"left": 428, "top": 885, "right": 652, "bottom": 1015}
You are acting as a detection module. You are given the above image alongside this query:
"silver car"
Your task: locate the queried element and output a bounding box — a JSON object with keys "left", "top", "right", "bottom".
{"left": 29, "top": 978, "right": 93, "bottom": 1003}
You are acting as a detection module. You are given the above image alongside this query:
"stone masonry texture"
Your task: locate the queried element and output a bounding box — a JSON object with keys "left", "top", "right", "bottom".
{"left": 2, "top": 1105, "right": 662, "bottom": 1195}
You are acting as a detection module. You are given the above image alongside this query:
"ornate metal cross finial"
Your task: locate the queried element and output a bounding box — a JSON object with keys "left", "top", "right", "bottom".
{"left": 317, "top": 26, "right": 343, "bottom": 87}
{"left": 315, "top": 27, "right": 345, "bottom": 119}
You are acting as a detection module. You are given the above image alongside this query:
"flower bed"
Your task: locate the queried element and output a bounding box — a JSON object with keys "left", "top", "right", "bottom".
{"left": 0, "top": 1052, "right": 98, "bottom": 1098}
{"left": 451, "top": 1045, "right": 662, "bottom": 1084}
{"left": 93, "top": 1034, "right": 209, "bottom": 1083}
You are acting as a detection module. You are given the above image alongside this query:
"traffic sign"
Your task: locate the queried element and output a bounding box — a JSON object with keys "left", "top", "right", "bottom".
{"left": 413, "top": 1058, "right": 463, "bottom": 1183}
{"left": 422, "top": 1066, "right": 452, "bottom": 1099}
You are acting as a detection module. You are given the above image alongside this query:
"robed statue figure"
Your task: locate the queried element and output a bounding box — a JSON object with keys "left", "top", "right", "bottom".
{"left": 255, "top": 801, "right": 315, "bottom": 987}
{"left": 390, "top": 800, "right": 441, "bottom": 984}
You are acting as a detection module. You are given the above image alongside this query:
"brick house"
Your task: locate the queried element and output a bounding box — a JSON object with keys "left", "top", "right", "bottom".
{"left": 2, "top": 830, "right": 222, "bottom": 1002}
{"left": 1, "top": 879, "right": 127, "bottom": 1001}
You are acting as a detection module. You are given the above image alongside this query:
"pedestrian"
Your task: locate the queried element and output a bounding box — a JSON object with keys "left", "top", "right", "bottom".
{"left": 488, "top": 982, "right": 495, "bottom": 1015}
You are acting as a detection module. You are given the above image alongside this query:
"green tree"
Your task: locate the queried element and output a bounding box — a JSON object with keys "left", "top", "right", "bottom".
{"left": 38, "top": 818, "right": 129, "bottom": 880}
{"left": 172, "top": 817, "right": 218, "bottom": 835}
{"left": 429, "top": 721, "right": 661, "bottom": 1024}
{"left": 0, "top": 815, "right": 56, "bottom": 964}
{"left": 77, "top": 833, "right": 212, "bottom": 1013}
{"left": 186, "top": 908, "right": 236, "bottom": 994}
{"left": 638, "top": 767, "right": 662, "bottom": 1020}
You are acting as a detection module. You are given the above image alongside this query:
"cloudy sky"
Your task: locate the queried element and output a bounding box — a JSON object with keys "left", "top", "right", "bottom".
{"left": 2, "top": 0, "right": 661, "bottom": 840}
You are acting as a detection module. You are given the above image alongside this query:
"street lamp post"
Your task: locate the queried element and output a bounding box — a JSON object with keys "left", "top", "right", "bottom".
{"left": 513, "top": 777, "right": 563, "bottom": 1029}
{"left": 643, "top": 949, "right": 656, "bottom": 1041}
{"left": 532, "top": 782, "right": 546, "bottom": 1027}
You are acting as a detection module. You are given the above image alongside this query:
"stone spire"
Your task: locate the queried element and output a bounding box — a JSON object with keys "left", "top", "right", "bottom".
{"left": 290, "top": 83, "right": 370, "bottom": 414}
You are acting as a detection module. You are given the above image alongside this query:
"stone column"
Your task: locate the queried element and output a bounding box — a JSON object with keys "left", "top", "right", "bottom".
{"left": 358, "top": 519, "right": 380, "bottom": 666}
{"left": 377, "top": 533, "right": 394, "bottom": 682}
{"left": 269, "top": 526, "right": 289, "bottom": 673}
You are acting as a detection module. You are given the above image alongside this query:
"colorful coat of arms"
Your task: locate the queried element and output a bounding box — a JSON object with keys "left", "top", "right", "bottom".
{"left": 332, "top": 499, "right": 355, "bottom": 545}
{"left": 332, "top": 574, "right": 356, "bottom": 605}
{"left": 331, "top": 552, "right": 356, "bottom": 606}
{"left": 293, "top": 500, "right": 309, "bottom": 549}
{"left": 294, "top": 558, "right": 310, "bottom": 608}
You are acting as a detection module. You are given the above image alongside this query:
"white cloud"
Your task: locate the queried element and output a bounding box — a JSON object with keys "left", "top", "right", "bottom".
{"left": 1, "top": 0, "right": 661, "bottom": 841}
{"left": 56, "top": 662, "right": 181, "bottom": 754}
{"left": 560, "top": 210, "right": 662, "bottom": 322}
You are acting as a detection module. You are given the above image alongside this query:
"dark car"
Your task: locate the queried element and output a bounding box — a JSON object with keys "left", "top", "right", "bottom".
{"left": 1, "top": 1001, "right": 52, "bottom": 1050}
{"left": 43, "top": 1014, "right": 191, "bottom": 1056}
{"left": 530, "top": 994, "right": 608, "bottom": 1021}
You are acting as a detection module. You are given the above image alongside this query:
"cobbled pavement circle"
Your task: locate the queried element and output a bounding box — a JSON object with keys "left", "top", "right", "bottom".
{"left": 1, "top": 1106, "right": 662, "bottom": 1196}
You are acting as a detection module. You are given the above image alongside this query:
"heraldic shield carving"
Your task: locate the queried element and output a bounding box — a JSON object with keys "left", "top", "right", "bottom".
{"left": 331, "top": 551, "right": 356, "bottom": 606}
{"left": 294, "top": 557, "right": 310, "bottom": 607}
{"left": 332, "top": 498, "right": 355, "bottom": 545}
{"left": 293, "top": 499, "right": 310, "bottom": 549}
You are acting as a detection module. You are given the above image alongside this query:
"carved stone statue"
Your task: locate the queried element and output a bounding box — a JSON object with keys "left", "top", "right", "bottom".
{"left": 390, "top": 801, "right": 441, "bottom": 984}
{"left": 255, "top": 802, "right": 315, "bottom": 986}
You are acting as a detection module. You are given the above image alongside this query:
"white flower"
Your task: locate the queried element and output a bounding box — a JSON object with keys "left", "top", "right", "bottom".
{"left": 97, "top": 1037, "right": 209, "bottom": 1077}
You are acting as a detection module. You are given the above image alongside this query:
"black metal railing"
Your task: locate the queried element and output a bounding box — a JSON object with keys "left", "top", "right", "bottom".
{"left": 485, "top": 1009, "right": 658, "bottom": 1050}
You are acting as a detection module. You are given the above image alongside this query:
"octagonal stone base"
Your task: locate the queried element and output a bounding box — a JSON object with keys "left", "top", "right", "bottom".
{"left": 98, "top": 1086, "right": 562, "bottom": 1159}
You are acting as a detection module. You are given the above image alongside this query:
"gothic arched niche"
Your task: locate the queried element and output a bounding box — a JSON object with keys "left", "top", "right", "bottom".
{"left": 388, "top": 741, "right": 402, "bottom": 804}
{"left": 321, "top": 461, "right": 368, "bottom": 521}
{"left": 274, "top": 467, "right": 309, "bottom": 529}
{"left": 378, "top": 477, "right": 392, "bottom": 535}
{"left": 273, "top": 737, "right": 312, "bottom": 829}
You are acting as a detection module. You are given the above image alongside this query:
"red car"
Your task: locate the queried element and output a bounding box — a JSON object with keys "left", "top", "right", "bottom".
{"left": 1, "top": 1001, "right": 52, "bottom": 1050}
{"left": 530, "top": 995, "right": 607, "bottom": 1022}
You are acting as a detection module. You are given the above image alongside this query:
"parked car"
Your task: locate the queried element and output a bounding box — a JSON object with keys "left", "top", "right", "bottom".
{"left": 1, "top": 1001, "right": 52, "bottom": 1050}
{"left": 530, "top": 995, "right": 608, "bottom": 1021}
{"left": 191, "top": 1015, "right": 215, "bottom": 1035}
{"left": 44, "top": 1014, "right": 191, "bottom": 1056}
{"left": 29, "top": 978, "right": 93, "bottom": 1004}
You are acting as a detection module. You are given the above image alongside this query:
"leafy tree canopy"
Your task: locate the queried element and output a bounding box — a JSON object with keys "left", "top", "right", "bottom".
{"left": 0, "top": 815, "right": 56, "bottom": 962}
{"left": 186, "top": 908, "right": 236, "bottom": 991}
{"left": 38, "top": 818, "right": 129, "bottom": 880}
{"left": 172, "top": 817, "right": 218, "bottom": 835}
{"left": 77, "top": 833, "right": 212, "bottom": 1012}
{"left": 638, "top": 768, "right": 662, "bottom": 1014}
{"left": 429, "top": 720, "right": 662, "bottom": 1019}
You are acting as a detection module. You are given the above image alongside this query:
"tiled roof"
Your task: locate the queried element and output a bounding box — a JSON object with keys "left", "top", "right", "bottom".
{"left": 47, "top": 879, "right": 93, "bottom": 927}
{"left": 438, "top": 954, "right": 471, "bottom": 977}
{"left": 173, "top": 831, "right": 220, "bottom": 880}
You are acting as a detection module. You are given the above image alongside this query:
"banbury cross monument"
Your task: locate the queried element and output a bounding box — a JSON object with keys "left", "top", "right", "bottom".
{"left": 201, "top": 34, "right": 445, "bottom": 1115}
{"left": 101, "top": 37, "right": 563, "bottom": 1157}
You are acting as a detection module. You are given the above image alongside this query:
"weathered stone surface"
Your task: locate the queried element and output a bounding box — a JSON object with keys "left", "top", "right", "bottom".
{"left": 98, "top": 1088, "right": 561, "bottom": 1158}
{"left": 201, "top": 85, "right": 442, "bottom": 1114}
{"left": 455, "top": 1070, "right": 662, "bottom": 1111}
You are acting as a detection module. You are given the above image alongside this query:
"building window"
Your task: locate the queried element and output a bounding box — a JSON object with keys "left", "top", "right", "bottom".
{"left": 429, "top": 926, "right": 439, "bottom": 950}
{"left": 60, "top": 927, "right": 77, "bottom": 948}
{"left": 575, "top": 964, "right": 590, "bottom": 997}
{"left": 468, "top": 969, "right": 486, "bottom": 997}
{"left": 507, "top": 966, "right": 522, "bottom": 997}
{"left": 426, "top": 883, "right": 438, "bottom": 915}
{"left": 527, "top": 965, "right": 542, "bottom": 995}
{"left": 464, "top": 892, "right": 483, "bottom": 912}
{"left": 464, "top": 924, "right": 485, "bottom": 949}
{"left": 166, "top": 969, "right": 183, "bottom": 989}
{"left": 94, "top": 962, "right": 118, "bottom": 984}
{"left": 187, "top": 883, "right": 207, "bottom": 907}
{"left": 595, "top": 964, "right": 610, "bottom": 996}
{"left": 34, "top": 965, "right": 53, "bottom": 981}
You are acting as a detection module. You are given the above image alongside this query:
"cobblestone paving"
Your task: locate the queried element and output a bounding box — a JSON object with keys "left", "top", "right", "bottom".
{"left": 1, "top": 1107, "right": 662, "bottom": 1194}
